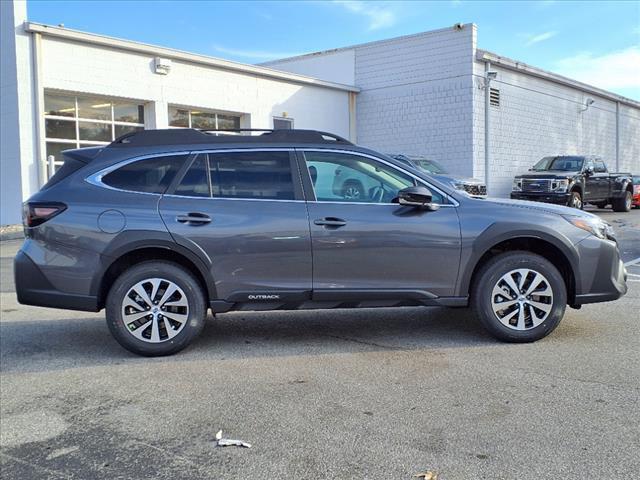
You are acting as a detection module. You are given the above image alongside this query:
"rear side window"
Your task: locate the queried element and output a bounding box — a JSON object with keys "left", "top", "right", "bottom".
{"left": 174, "top": 154, "right": 210, "bottom": 197}
{"left": 102, "top": 154, "right": 186, "bottom": 193}
{"left": 208, "top": 151, "right": 295, "bottom": 200}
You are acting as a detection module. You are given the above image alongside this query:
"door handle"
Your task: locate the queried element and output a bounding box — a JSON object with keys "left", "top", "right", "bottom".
{"left": 176, "top": 212, "right": 212, "bottom": 225}
{"left": 314, "top": 217, "right": 347, "bottom": 227}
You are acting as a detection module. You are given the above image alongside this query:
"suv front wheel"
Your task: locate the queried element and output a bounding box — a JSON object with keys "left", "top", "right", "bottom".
{"left": 106, "top": 261, "right": 207, "bottom": 356}
{"left": 472, "top": 251, "right": 567, "bottom": 342}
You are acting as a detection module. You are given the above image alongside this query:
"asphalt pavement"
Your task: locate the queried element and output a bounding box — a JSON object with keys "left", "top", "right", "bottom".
{"left": 1, "top": 208, "right": 639, "bottom": 480}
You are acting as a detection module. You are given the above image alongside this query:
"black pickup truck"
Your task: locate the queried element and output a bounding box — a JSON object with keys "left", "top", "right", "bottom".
{"left": 511, "top": 155, "right": 634, "bottom": 212}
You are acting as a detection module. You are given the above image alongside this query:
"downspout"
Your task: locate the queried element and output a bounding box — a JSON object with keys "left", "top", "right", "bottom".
{"left": 31, "top": 30, "right": 46, "bottom": 185}
{"left": 484, "top": 61, "right": 491, "bottom": 193}
{"left": 348, "top": 91, "right": 357, "bottom": 143}
{"left": 615, "top": 101, "right": 620, "bottom": 171}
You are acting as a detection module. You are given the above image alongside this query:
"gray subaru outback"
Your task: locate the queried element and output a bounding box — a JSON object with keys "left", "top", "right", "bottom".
{"left": 15, "top": 129, "right": 628, "bottom": 356}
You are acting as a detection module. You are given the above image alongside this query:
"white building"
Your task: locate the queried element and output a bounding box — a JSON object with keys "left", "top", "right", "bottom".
{"left": 2, "top": 0, "right": 639, "bottom": 227}
{"left": 266, "top": 24, "right": 640, "bottom": 196}
{"left": 1, "top": 0, "right": 357, "bottom": 226}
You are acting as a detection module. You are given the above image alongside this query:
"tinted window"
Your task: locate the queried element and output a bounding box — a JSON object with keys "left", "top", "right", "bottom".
{"left": 303, "top": 151, "right": 442, "bottom": 204}
{"left": 175, "top": 154, "right": 210, "bottom": 197}
{"left": 209, "top": 151, "right": 295, "bottom": 200}
{"left": 532, "top": 156, "right": 584, "bottom": 171}
{"left": 594, "top": 161, "right": 606, "bottom": 173}
{"left": 102, "top": 155, "right": 185, "bottom": 193}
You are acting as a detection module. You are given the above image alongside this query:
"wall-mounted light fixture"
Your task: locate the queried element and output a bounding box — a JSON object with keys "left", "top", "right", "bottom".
{"left": 580, "top": 97, "right": 595, "bottom": 112}
{"left": 154, "top": 57, "right": 172, "bottom": 75}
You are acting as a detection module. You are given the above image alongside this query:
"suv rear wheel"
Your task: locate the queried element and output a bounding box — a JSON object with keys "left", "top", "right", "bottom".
{"left": 106, "top": 261, "right": 207, "bottom": 356}
{"left": 472, "top": 251, "right": 566, "bottom": 342}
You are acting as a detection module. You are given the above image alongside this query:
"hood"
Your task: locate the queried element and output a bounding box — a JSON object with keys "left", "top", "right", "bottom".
{"left": 432, "top": 173, "right": 485, "bottom": 185}
{"left": 481, "top": 197, "right": 599, "bottom": 219}
{"left": 516, "top": 171, "right": 580, "bottom": 179}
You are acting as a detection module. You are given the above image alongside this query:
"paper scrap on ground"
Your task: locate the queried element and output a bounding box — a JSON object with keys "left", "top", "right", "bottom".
{"left": 215, "top": 430, "right": 251, "bottom": 448}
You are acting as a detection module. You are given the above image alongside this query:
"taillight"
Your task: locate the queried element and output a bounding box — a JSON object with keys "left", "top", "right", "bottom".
{"left": 23, "top": 202, "right": 67, "bottom": 227}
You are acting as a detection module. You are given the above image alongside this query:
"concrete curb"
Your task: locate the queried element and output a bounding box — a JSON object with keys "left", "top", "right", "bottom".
{"left": 0, "top": 225, "right": 24, "bottom": 242}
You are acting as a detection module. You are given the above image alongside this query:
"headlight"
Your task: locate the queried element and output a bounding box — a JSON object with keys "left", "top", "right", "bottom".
{"left": 563, "top": 215, "right": 614, "bottom": 240}
{"left": 512, "top": 179, "right": 522, "bottom": 192}
{"left": 551, "top": 179, "right": 570, "bottom": 192}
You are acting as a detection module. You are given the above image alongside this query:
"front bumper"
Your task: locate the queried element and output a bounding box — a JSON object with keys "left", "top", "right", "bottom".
{"left": 510, "top": 192, "right": 570, "bottom": 205}
{"left": 573, "top": 236, "right": 627, "bottom": 305}
{"left": 14, "top": 250, "right": 99, "bottom": 311}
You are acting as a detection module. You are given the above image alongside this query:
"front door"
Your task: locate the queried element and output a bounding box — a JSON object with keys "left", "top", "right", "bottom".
{"left": 159, "top": 150, "right": 312, "bottom": 302}
{"left": 300, "top": 150, "right": 461, "bottom": 300}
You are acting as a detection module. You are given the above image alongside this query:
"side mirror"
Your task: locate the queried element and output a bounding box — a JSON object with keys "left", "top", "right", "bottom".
{"left": 398, "top": 186, "right": 439, "bottom": 211}
{"left": 585, "top": 166, "right": 594, "bottom": 176}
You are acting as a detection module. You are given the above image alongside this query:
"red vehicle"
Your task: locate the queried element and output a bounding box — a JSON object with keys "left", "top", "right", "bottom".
{"left": 633, "top": 176, "right": 640, "bottom": 208}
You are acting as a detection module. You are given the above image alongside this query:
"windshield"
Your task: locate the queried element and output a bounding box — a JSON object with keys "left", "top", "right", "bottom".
{"left": 411, "top": 159, "right": 448, "bottom": 174}
{"left": 531, "top": 156, "right": 584, "bottom": 171}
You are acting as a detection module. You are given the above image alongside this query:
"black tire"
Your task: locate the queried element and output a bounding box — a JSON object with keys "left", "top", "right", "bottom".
{"left": 342, "top": 180, "right": 365, "bottom": 201}
{"left": 106, "top": 261, "right": 207, "bottom": 356}
{"left": 471, "top": 251, "right": 567, "bottom": 343}
{"left": 568, "top": 190, "right": 583, "bottom": 209}
{"left": 611, "top": 191, "right": 632, "bottom": 212}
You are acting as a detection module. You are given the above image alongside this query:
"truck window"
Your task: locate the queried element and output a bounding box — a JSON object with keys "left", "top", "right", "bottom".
{"left": 594, "top": 161, "right": 607, "bottom": 173}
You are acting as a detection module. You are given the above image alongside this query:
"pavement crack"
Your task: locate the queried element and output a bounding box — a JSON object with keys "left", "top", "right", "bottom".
{"left": 322, "top": 334, "right": 398, "bottom": 350}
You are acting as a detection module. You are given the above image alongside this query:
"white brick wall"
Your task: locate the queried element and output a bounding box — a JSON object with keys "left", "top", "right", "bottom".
{"left": 473, "top": 64, "right": 640, "bottom": 197}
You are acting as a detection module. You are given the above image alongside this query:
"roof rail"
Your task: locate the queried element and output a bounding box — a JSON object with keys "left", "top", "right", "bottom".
{"left": 109, "top": 128, "right": 353, "bottom": 147}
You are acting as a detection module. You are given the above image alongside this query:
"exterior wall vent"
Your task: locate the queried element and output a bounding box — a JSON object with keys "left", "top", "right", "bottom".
{"left": 490, "top": 88, "right": 500, "bottom": 107}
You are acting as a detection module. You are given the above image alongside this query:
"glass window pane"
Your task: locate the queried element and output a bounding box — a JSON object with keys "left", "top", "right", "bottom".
{"left": 190, "top": 111, "right": 216, "bottom": 129}
{"left": 77, "top": 96, "right": 112, "bottom": 121}
{"left": 45, "top": 119, "right": 76, "bottom": 140}
{"left": 102, "top": 155, "right": 186, "bottom": 194}
{"left": 169, "top": 106, "right": 189, "bottom": 127}
{"left": 218, "top": 114, "right": 240, "bottom": 130}
{"left": 46, "top": 142, "right": 75, "bottom": 163}
{"left": 114, "top": 102, "right": 144, "bottom": 123}
{"left": 44, "top": 93, "right": 75, "bottom": 117}
{"left": 175, "top": 155, "right": 210, "bottom": 197}
{"left": 303, "top": 151, "right": 424, "bottom": 204}
{"left": 210, "top": 151, "right": 294, "bottom": 200}
{"left": 115, "top": 125, "right": 143, "bottom": 138}
{"left": 79, "top": 121, "right": 112, "bottom": 142}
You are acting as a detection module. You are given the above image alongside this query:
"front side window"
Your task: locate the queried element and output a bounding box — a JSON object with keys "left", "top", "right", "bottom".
{"left": 102, "top": 155, "right": 186, "bottom": 194}
{"left": 303, "top": 151, "right": 437, "bottom": 204}
{"left": 209, "top": 151, "right": 295, "bottom": 200}
{"left": 594, "top": 161, "right": 606, "bottom": 173}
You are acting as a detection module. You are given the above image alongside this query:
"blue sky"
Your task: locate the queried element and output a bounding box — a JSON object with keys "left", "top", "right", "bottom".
{"left": 28, "top": 0, "right": 640, "bottom": 99}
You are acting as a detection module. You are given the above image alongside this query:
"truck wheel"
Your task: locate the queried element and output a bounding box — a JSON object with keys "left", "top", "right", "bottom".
{"left": 612, "top": 191, "right": 632, "bottom": 212}
{"left": 106, "top": 261, "right": 207, "bottom": 356}
{"left": 472, "top": 251, "right": 566, "bottom": 343}
{"left": 568, "top": 191, "right": 583, "bottom": 209}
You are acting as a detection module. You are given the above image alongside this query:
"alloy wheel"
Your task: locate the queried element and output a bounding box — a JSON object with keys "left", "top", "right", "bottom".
{"left": 121, "top": 278, "right": 189, "bottom": 343}
{"left": 491, "top": 268, "right": 554, "bottom": 330}
{"left": 344, "top": 186, "right": 361, "bottom": 200}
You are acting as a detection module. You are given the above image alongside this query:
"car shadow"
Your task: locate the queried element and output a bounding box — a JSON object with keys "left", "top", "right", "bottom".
{"left": 0, "top": 306, "right": 495, "bottom": 374}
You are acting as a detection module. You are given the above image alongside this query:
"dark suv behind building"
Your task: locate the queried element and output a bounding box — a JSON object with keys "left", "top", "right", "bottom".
{"left": 15, "top": 129, "right": 628, "bottom": 356}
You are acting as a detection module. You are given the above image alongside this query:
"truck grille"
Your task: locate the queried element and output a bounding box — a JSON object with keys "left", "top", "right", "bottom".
{"left": 522, "top": 179, "right": 552, "bottom": 192}
{"left": 463, "top": 184, "right": 487, "bottom": 196}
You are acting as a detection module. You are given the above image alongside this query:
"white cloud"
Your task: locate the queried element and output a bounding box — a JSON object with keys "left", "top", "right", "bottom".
{"left": 525, "top": 31, "right": 557, "bottom": 46}
{"left": 213, "top": 45, "right": 303, "bottom": 61}
{"left": 333, "top": 0, "right": 397, "bottom": 30}
{"left": 554, "top": 46, "right": 640, "bottom": 92}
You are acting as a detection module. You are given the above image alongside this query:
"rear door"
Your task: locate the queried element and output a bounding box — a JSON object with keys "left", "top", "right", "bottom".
{"left": 593, "top": 160, "right": 609, "bottom": 199}
{"left": 299, "top": 149, "right": 461, "bottom": 300}
{"left": 159, "top": 149, "right": 312, "bottom": 303}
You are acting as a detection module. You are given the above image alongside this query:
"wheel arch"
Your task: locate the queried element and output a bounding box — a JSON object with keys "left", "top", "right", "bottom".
{"left": 93, "top": 233, "right": 216, "bottom": 309}
{"left": 459, "top": 228, "right": 580, "bottom": 305}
